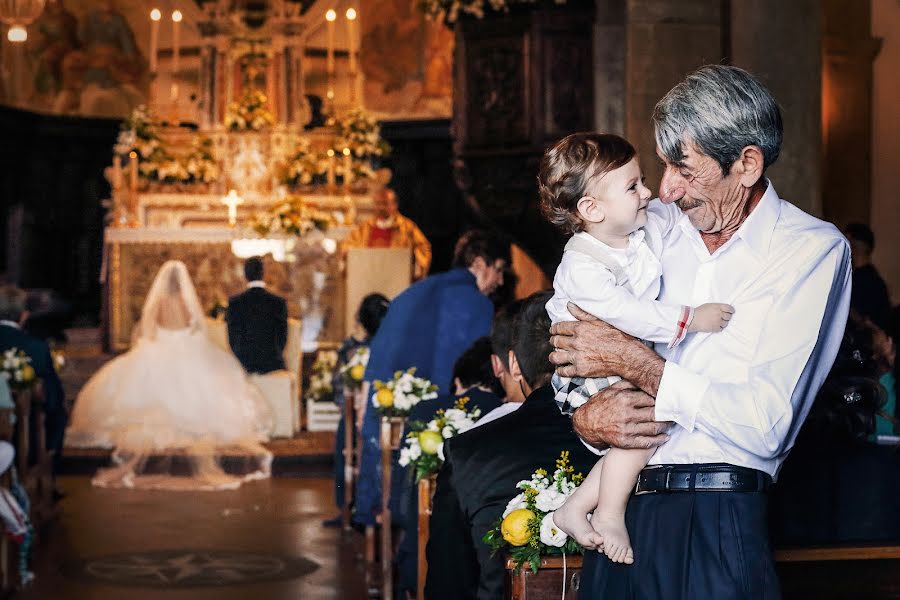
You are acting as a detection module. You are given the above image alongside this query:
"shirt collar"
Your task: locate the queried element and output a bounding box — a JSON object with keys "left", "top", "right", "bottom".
{"left": 0, "top": 320, "right": 20, "bottom": 330}
{"left": 247, "top": 281, "right": 266, "bottom": 289}
{"left": 732, "top": 179, "right": 781, "bottom": 259}
{"left": 676, "top": 179, "right": 781, "bottom": 259}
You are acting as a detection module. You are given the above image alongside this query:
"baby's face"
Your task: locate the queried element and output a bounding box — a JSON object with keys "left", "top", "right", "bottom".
{"left": 583, "top": 157, "right": 653, "bottom": 237}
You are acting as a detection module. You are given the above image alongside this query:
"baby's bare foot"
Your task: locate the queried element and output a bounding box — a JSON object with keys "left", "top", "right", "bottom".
{"left": 591, "top": 512, "right": 634, "bottom": 564}
{"left": 552, "top": 504, "right": 603, "bottom": 550}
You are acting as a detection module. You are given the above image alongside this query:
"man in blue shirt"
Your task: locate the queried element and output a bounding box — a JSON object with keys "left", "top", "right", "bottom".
{"left": 354, "top": 229, "right": 510, "bottom": 527}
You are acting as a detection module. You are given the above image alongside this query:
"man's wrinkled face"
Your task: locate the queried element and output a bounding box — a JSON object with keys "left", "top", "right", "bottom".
{"left": 656, "top": 142, "right": 743, "bottom": 234}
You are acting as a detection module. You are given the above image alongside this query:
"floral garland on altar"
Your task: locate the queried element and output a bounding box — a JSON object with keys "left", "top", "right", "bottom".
{"left": 250, "top": 197, "right": 335, "bottom": 238}
{"left": 334, "top": 108, "right": 391, "bottom": 159}
{"left": 418, "top": 0, "right": 567, "bottom": 23}
{"left": 114, "top": 106, "right": 219, "bottom": 186}
{"left": 225, "top": 89, "right": 276, "bottom": 132}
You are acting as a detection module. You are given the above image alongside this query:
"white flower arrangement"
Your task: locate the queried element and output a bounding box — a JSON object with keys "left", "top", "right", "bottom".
{"left": 225, "top": 89, "right": 275, "bottom": 132}
{"left": 334, "top": 108, "right": 391, "bottom": 159}
{"left": 305, "top": 350, "right": 339, "bottom": 402}
{"left": 371, "top": 367, "right": 438, "bottom": 417}
{"left": 0, "top": 349, "right": 36, "bottom": 390}
{"left": 278, "top": 138, "right": 327, "bottom": 187}
{"left": 250, "top": 197, "right": 335, "bottom": 238}
{"left": 183, "top": 136, "right": 220, "bottom": 184}
{"left": 339, "top": 346, "right": 370, "bottom": 391}
{"left": 398, "top": 396, "right": 482, "bottom": 480}
{"left": 484, "top": 451, "right": 585, "bottom": 574}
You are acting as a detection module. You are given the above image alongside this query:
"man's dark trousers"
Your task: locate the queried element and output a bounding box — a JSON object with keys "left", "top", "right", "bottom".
{"left": 580, "top": 489, "right": 780, "bottom": 599}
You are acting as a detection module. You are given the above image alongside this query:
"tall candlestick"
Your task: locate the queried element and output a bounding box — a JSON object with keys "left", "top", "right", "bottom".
{"left": 346, "top": 8, "right": 357, "bottom": 75}
{"left": 342, "top": 147, "right": 352, "bottom": 189}
{"left": 171, "top": 10, "right": 183, "bottom": 101}
{"left": 149, "top": 9, "right": 161, "bottom": 73}
{"left": 113, "top": 155, "right": 123, "bottom": 189}
{"left": 325, "top": 9, "right": 336, "bottom": 75}
{"left": 128, "top": 151, "right": 138, "bottom": 193}
{"left": 327, "top": 149, "right": 336, "bottom": 188}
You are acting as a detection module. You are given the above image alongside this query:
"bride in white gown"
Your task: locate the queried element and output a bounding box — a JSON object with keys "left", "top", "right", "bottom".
{"left": 66, "top": 260, "right": 273, "bottom": 490}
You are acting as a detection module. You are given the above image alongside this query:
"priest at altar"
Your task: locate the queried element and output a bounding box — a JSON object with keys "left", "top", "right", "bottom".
{"left": 343, "top": 187, "right": 432, "bottom": 279}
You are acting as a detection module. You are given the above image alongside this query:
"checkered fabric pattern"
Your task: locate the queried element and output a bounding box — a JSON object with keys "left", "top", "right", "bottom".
{"left": 552, "top": 373, "right": 623, "bottom": 416}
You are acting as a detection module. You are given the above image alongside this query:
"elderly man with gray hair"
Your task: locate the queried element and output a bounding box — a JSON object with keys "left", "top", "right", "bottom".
{"left": 549, "top": 65, "right": 851, "bottom": 598}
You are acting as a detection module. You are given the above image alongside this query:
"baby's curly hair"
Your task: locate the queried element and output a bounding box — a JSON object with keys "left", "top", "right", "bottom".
{"left": 538, "top": 133, "right": 636, "bottom": 234}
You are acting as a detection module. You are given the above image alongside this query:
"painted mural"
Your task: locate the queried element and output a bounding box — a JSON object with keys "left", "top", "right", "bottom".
{"left": 1, "top": 0, "right": 150, "bottom": 118}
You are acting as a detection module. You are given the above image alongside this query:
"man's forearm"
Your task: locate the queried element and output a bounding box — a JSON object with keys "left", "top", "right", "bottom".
{"left": 618, "top": 341, "right": 664, "bottom": 397}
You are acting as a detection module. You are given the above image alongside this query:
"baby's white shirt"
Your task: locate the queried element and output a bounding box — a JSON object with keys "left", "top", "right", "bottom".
{"left": 546, "top": 203, "right": 686, "bottom": 345}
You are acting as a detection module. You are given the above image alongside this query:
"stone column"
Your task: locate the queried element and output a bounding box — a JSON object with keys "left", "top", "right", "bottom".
{"left": 625, "top": 0, "right": 726, "bottom": 191}
{"left": 594, "top": 0, "right": 626, "bottom": 135}
{"left": 730, "top": 0, "right": 822, "bottom": 216}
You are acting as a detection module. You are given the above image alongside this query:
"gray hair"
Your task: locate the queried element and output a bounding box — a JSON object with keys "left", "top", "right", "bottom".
{"left": 652, "top": 65, "right": 783, "bottom": 176}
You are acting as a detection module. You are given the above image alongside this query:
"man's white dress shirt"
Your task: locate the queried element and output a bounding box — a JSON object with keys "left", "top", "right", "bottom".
{"left": 647, "top": 182, "right": 852, "bottom": 479}
{"left": 471, "top": 401, "right": 522, "bottom": 428}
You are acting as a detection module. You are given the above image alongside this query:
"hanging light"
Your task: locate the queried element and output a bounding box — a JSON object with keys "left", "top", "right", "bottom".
{"left": 0, "top": 0, "right": 46, "bottom": 44}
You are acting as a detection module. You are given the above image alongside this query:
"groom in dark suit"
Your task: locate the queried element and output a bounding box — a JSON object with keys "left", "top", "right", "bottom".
{"left": 0, "top": 285, "right": 67, "bottom": 465}
{"left": 425, "top": 291, "right": 598, "bottom": 599}
{"left": 226, "top": 257, "right": 288, "bottom": 374}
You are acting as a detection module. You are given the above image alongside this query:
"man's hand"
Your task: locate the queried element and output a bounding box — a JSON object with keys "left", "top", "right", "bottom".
{"left": 549, "top": 303, "right": 663, "bottom": 395}
{"left": 572, "top": 381, "right": 671, "bottom": 450}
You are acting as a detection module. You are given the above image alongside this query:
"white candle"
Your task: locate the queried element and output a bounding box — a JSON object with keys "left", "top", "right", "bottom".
{"left": 327, "top": 149, "right": 336, "bottom": 188}
{"left": 149, "top": 9, "right": 161, "bottom": 73}
{"left": 325, "top": 9, "right": 336, "bottom": 75}
{"left": 128, "top": 152, "right": 138, "bottom": 193}
{"left": 342, "top": 147, "right": 352, "bottom": 189}
{"left": 172, "top": 10, "right": 182, "bottom": 76}
{"left": 346, "top": 8, "right": 357, "bottom": 75}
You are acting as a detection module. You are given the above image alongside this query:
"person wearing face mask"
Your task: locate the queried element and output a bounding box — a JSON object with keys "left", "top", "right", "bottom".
{"left": 344, "top": 186, "right": 432, "bottom": 280}
{"left": 353, "top": 229, "right": 510, "bottom": 529}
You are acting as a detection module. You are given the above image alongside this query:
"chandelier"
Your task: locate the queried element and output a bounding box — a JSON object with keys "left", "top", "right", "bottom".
{"left": 0, "top": 0, "right": 46, "bottom": 42}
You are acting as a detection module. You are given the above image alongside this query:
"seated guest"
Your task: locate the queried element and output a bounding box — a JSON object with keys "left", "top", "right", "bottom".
{"left": 0, "top": 285, "right": 67, "bottom": 465}
{"left": 394, "top": 337, "right": 504, "bottom": 597}
{"left": 770, "top": 313, "right": 900, "bottom": 545}
{"left": 472, "top": 300, "right": 527, "bottom": 428}
{"left": 324, "top": 293, "right": 390, "bottom": 527}
{"left": 226, "top": 257, "right": 288, "bottom": 374}
{"left": 425, "top": 292, "right": 598, "bottom": 599}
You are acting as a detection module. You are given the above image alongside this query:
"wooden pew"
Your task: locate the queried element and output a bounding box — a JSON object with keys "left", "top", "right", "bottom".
{"left": 499, "top": 546, "right": 900, "bottom": 599}
{"left": 505, "top": 555, "right": 583, "bottom": 600}
{"left": 416, "top": 475, "right": 436, "bottom": 600}
{"left": 341, "top": 387, "right": 357, "bottom": 530}
{"left": 12, "top": 384, "right": 54, "bottom": 527}
{"left": 378, "top": 416, "right": 405, "bottom": 600}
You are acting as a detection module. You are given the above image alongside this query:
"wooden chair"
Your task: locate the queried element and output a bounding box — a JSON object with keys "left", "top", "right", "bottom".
{"left": 12, "top": 384, "right": 54, "bottom": 527}
{"left": 340, "top": 386, "right": 360, "bottom": 530}
{"left": 416, "top": 475, "right": 436, "bottom": 599}
{"left": 376, "top": 416, "right": 405, "bottom": 600}
{"left": 505, "top": 555, "right": 583, "bottom": 600}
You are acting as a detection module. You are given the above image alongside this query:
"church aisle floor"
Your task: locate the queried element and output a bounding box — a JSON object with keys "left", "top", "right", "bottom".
{"left": 18, "top": 474, "right": 367, "bottom": 599}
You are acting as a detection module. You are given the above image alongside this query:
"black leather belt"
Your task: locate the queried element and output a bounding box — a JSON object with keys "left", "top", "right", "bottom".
{"left": 634, "top": 463, "right": 772, "bottom": 494}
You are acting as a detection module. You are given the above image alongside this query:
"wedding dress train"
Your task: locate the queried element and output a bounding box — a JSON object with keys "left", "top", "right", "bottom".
{"left": 66, "top": 261, "right": 273, "bottom": 491}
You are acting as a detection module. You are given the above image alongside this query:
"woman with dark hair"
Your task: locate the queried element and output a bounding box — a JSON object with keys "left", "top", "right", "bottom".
{"left": 770, "top": 312, "right": 900, "bottom": 546}
{"left": 323, "top": 293, "right": 390, "bottom": 526}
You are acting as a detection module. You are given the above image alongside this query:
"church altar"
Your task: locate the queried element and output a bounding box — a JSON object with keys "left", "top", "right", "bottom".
{"left": 101, "top": 2, "right": 386, "bottom": 352}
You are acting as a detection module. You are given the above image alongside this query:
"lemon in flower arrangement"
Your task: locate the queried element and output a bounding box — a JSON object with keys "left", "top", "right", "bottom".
{"left": 483, "top": 451, "right": 585, "bottom": 574}
{"left": 339, "top": 346, "right": 369, "bottom": 391}
{"left": 397, "top": 396, "right": 482, "bottom": 481}
{"left": 1, "top": 349, "right": 37, "bottom": 390}
{"left": 370, "top": 367, "right": 438, "bottom": 418}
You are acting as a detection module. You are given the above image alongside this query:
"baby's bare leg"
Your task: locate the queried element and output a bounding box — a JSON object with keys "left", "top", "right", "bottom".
{"left": 590, "top": 447, "right": 655, "bottom": 564}
{"left": 552, "top": 457, "right": 605, "bottom": 550}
